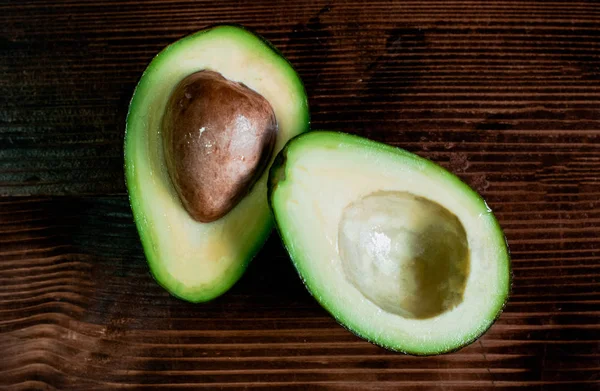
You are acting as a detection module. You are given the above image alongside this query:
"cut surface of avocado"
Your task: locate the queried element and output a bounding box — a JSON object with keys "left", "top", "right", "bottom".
{"left": 125, "top": 25, "right": 309, "bottom": 302}
{"left": 269, "top": 131, "right": 510, "bottom": 355}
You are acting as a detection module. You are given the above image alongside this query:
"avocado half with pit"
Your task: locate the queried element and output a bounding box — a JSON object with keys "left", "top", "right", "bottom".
{"left": 269, "top": 131, "right": 511, "bottom": 355}
{"left": 125, "top": 25, "right": 309, "bottom": 302}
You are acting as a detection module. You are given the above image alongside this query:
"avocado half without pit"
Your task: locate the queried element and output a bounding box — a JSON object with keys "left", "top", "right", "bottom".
{"left": 268, "top": 131, "right": 511, "bottom": 355}
{"left": 125, "top": 25, "right": 309, "bottom": 302}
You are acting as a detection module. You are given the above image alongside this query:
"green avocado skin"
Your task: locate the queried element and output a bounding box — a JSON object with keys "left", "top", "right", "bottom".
{"left": 125, "top": 25, "right": 309, "bottom": 303}
{"left": 268, "top": 131, "right": 512, "bottom": 355}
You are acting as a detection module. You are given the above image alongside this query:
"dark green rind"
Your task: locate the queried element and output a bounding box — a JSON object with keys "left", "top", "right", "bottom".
{"left": 268, "top": 131, "right": 511, "bottom": 355}
{"left": 125, "top": 25, "right": 309, "bottom": 303}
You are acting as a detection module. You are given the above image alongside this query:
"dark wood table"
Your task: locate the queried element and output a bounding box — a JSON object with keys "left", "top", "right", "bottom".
{"left": 2, "top": 1, "right": 599, "bottom": 390}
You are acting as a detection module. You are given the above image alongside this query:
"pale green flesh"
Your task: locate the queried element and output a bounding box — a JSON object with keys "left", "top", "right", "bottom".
{"left": 125, "top": 26, "right": 309, "bottom": 302}
{"left": 269, "top": 131, "right": 510, "bottom": 354}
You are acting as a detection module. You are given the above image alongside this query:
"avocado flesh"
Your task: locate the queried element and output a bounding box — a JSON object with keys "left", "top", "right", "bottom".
{"left": 269, "top": 131, "right": 511, "bottom": 355}
{"left": 125, "top": 26, "right": 309, "bottom": 302}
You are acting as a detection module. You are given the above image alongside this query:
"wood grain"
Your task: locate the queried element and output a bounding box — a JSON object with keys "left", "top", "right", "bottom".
{"left": 1, "top": 0, "right": 599, "bottom": 389}
{"left": 2, "top": 0, "right": 600, "bottom": 195}
{"left": 1, "top": 196, "right": 599, "bottom": 390}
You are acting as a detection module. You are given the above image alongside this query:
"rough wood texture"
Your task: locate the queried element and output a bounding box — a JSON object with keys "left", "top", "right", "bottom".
{"left": 1, "top": 196, "right": 599, "bottom": 390}
{"left": 1, "top": 0, "right": 599, "bottom": 389}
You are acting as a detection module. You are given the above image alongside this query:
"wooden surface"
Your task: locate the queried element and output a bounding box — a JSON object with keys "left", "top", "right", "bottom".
{"left": 1, "top": 0, "right": 599, "bottom": 389}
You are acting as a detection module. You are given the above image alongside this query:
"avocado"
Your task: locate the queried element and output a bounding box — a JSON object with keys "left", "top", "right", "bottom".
{"left": 125, "top": 25, "right": 309, "bottom": 302}
{"left": 268, "top": 131, "right": 511, "bottom": 355}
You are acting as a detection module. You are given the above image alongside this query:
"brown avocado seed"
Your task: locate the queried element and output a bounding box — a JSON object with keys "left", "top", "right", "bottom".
{"left": 162, "top": 70, "right": 278, "bottom": 223}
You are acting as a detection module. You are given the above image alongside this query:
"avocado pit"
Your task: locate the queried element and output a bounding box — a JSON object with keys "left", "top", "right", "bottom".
{"left": 162, "top": 70, "right": 277, "bottom": 223}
